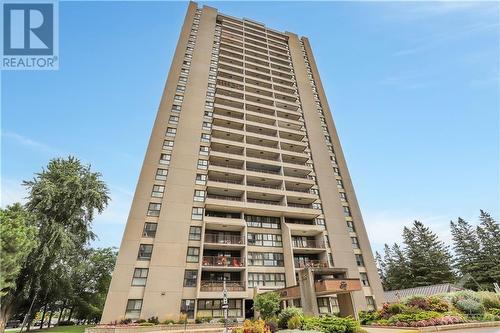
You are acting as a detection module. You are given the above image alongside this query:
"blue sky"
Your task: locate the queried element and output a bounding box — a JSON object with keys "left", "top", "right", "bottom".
{"left": 2, "top": 1, "right": 499, "bottom": 253}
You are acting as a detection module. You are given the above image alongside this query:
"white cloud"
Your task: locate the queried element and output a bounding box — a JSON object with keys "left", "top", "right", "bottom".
{"left": 2, "top": 131, "right": 64, "bottom": 155}
{"left": 0, "top": 178, "right": 27, "bottom": 207}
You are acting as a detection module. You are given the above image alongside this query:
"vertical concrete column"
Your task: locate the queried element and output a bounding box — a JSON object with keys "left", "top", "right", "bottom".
{"left": 298, "top": 268, "right": 319, "bottom": 316}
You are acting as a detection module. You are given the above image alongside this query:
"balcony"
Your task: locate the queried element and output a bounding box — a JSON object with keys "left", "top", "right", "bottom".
{"left": 207, "top": 194, "right": 243, "bottom": 202}
{"left": 204, "top": 233, "right": 245, "bottom": 245}
{"left": 294, "top": 260, "right": 329, "bottom": 269}
{"left": 288, "top": 203, "right": 313, "bottom": 209}
{"left": 200, "top": 280, "right": 245, "bottom": 292}
{"left": 201, "top": 256, "right": 245, "bottom": 269}
{"left": 292, "top": 239, "right": 326, "bottom": 252}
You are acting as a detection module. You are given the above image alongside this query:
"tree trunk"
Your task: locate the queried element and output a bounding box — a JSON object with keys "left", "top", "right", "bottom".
{"left": 0, "top": 302, "right": 13, "bottom": 333}
{"left": 40, "top": 304, "right": 48, "bottom": 330}
{"left": 67, "top": 306, "right": 74, "bottom": 322}
{"left": 57, "top": 300, "right": 66, "bottom": 324}
{"left": 48, "top": 309, "right": 54, "bottom": 328}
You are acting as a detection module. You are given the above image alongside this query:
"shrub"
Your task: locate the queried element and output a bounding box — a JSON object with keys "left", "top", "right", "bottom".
{"left": 162, "top": 319, "right": 175, "bottom": 324}
{"left": 427, "top": 296, "right": 451, "bottom": 312}
{"left": 403, "top": 295, "right": 429, "bottom": 311}
{"left": 139, "top": 323, "right": 154, "bottom": 326}
{"left": 448, "top": 290, "right": 481, "bottom": 305}
{"left": 118, "top": 318, "right": 132, "bottom": 325}
{"left": 456, "top": 299, "right": 485, "bottom": 315}
{"left": 147, "top": 316, "right": 159, "bottom": 324}
{"left": 135, "top": 319, "right": 146, "bottom": 324}
{"left": 387, "top": 303, "right": 406, "bottom": 315}
{"left": 58, "top": 321, "right": 75, "bottom": 326}
{"left": 287, "top": 315, "right": 302, "bottom": 329}
{"left": 254, "top": 292, "right": 281, "bottom": 320}
{"left": 358, "top": 311, "right": 380, "bottom": 325}
{"left": 277, "top": 306, "right": 303, "bottom": 328}
{"left": 195, "top": 316, "right": 212, "bottom": 324}
{"left": 490, "top": 308, "right": 500, "bottom": 316}
{"left": 478, "top": 291, "right": 500, "bottom": 310}
{"left": 386, "top": 311, "right": 441, "bottom": 325}
{"left": 239, "top": 319, "right": 270, "bottom": 333}
{"left": 265, "top": 317, "right": 278, "bottom": 333}
{"left": 302, "top": 315, "right": 359, "bottom": 333}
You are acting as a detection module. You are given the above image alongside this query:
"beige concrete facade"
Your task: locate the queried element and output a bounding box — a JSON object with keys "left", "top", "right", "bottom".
{"left": 101, "top": 2, "right": 384, "bottom": 323}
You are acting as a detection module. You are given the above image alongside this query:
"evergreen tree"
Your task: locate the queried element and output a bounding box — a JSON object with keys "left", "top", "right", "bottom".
{"left": 450, "top": 217, "right": 481, "bottom": 289}
{"left": 378, "top": 244, "right": 412, "bottom": 291}
{"left": 475, "top": 210, "right": 500, "bottom": 290}
{"left": 403, "top": 221, "right": 455, "bottom": 287}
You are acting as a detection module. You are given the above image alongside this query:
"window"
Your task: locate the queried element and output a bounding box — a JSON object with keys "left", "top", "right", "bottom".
{"left": 147, "top": 203, "right": 161, "bottom": 216}
{"left": 346, "top": 221, "right": 355, "bottom": 233}
{"left": 330, "top": 297, "right": 340, "bottom": 313}
{"left": 204, "top": 111, "right": 213, "bottom": 118}
{"left": 174, "top": 94, "right": 183, "bottom": 102}
{"left": 247, "top": 233, "right": 282, "bottom": 247}
{"left": 138, "top": 244, "right": 153, "bottom": 260}
{"left": 125, "top": 299, "right": 142, "bottom": 319}
{"left": 169, "top": 115, "right": 179, "bottom": 124}
{"left": 366, "top": 296, "right": 376, "bottom": 310}
{"left": 312, "top": 203, "right": 322, "bottom": 210}
{"left": 245, "top": 215, "right": 280, "bottom": 229}
{"left": 171, "top": 104, "right": 182, "bottom": 113}
{"left": 143, "top": 222, "right": 157, "bottom": 237}
{"left": 325, "top": 235, "right": 331, "bottom": 248}
{"left": 180, "top": 299, "right": 195, "bottom": 319}
{"left": 155, "top": 168, "right": 168, "bottom": 181}
{"left": 199, "top": 146, "right": 209, "bottom": 156}
{"left": 202, "top": 121, "right": 212, "bottom": 130}
{"left": 178, "top": 76, "right": 187, "bottom": 83}
{"left": 315, "top": 218, "right": 325, "bottom": 226}
{"left": 197, "top": 299, "right": 242, "bottom": 318}
{"left": 186, "top": 247, "right": 200, "bottom": 262}
{"left": 248, "top": 252, "right": 284, "bottom": 266}
{"left": 343, "top": 206, "right": 351, "bottom": 217}
{"left": 197, "top": 159, "right": 208, "bottom": 170}
{"left": 159, "top": 153, "right": 171, "bottom": 165}
{"left": 248, "top": 273, "right": 285, "bottom": 288}
{"left": 317, "top": 298, "right": 330, "bottom": 314}
{"left": 194, "top": 190, "right": 206, "bottom": 202}
{"left": 132, "top": 268, "right": 148, "bottom": 286}
{"left": 360, "top": 273, "right": 370, "bottom": 286}
{"left": 310, "top": 188, "right": 319, "bottom": 195}
{"left": 355, "top": 254, "right": 365, "bottom": 267}
{"left": 163, "top": 140, "right": 174, "bottom": 150}
{"left": 205, "top": 101, "right": 214, "bottom": 108}
{"left": 192, "top": 207, "right": 203, "bottom": 220}
{"left": 336, "top": 179, "right": 344, "bottom": 188}
{"left": 166, "top": 127, "right": 177, "bottom": 137}
{"left": 339, "top": 192, "right": 347, "bottom": 201}
{"left": 351, "top": 237, "right": 360, "bottom": 249}
{"left": 176, "top": 85, "right": 185, "bottom": 93}
{"left": 201, "top": 133, "right": 211, "bottom": 142}
{"left": 195, "top": 173, "right": 207, "bottom": 185}
{"left": 183, "top": 270, "right": 198, "bottom": 287}
{"left": 333, "top": 167, "right": 340, "bottom": 175}
{"left": 151, "top": 185, "right": 165, "bottom": 198}
{"left": 189, "top": 226, "right": 202, "bottom": 240}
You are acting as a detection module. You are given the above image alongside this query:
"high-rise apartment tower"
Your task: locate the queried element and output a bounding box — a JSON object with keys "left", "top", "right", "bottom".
{"left": 102, "top": 2, "right": 384, "bottom": 323}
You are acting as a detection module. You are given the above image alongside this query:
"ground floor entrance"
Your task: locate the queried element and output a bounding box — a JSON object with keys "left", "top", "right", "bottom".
{"left": 245, "top": 299, "right": 254, "bottom": 319}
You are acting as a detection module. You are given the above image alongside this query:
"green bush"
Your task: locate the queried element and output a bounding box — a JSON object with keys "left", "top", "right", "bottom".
{"left": 478, "top": 292, "right": 500, "bottom": 310}
{"left": 427, "top": 296, "right": 451, "bottom": 312}
{"left": 139, "top": 322, "right": 155, "bottom": 326}
{"left": 147, "top": 316, "right": 159, "bottom": 324}
{"left": 490, "top": 308, "right": 500, "bottom": 316}
{"left": 387, "top": 303, "right": 406, "bottom": 315}
{"left": 265, "top": 317, "right": 278, "bottom": 333}
{"left": 358, "top": 311, "right": 380, "bottom": 325}
{"left": 254, "top": 292, "right": 281, "bottom": 320}
{"left": 302, "top": 315, "right": 359, "bottom": 333}
{"left": 287, "top": 315, "right": 302, "bottom": 329}
{"left": 195, "top": 316, "right": 212, "bottom": 323}
{"left": 58, "top": 321, "right": 75, "bottom": 326}
{"left": 162, "top": 319, "right": 175, "bottom": 324}
{"left": 386, "top": 311, "right": 441, "bottom": 324}
{"left": 136, "top": 319, "right": 146, "bottom": 324}
{"left": 456, "top": 299, "right": 485, "bottom": 315}
{"left": 278, "top": 306, "right": 303, "bottom": 328}
{"left": 402, "top": 295, "right": 429, "bottom": 310}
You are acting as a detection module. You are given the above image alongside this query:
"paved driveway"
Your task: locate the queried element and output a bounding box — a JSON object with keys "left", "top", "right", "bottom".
{"left": 363, "top": 327, "right": 500, "bottom": 333}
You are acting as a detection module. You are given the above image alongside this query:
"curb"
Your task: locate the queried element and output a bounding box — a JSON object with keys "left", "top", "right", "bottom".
{"left": 418, "top": 321, "right": 500, "bottom": 332}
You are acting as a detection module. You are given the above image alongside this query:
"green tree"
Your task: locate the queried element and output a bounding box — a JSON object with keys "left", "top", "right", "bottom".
{"left": 0, "top": 204, "right": 37, "bottom": 297}
{"left": 0, "top": 157, "right": 109, "bottom": 332}
{"left": 403, "top": 221, "right": 455, "bottom": 287}
{"left": 475, "top": 210, "right": 500, "bottom": 290}
{"left": 253, "top": 292, "right": 281, "bottom": 320}
{"left": 378, "top": 244, "right": 412, "bottom": 291}
{"left": 450, "top": 217, "right": 481, "bottom": 289}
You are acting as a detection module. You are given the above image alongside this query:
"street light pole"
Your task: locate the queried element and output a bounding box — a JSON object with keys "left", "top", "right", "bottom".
{"left": 222, "top": 277, "right": 228, "bottom": 333}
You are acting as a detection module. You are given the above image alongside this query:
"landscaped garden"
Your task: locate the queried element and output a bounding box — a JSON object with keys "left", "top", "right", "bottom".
{"left": 359, "top": 290, "right": 500, "bottom": 328}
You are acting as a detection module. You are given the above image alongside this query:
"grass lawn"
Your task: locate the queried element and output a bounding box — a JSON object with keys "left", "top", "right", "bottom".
{"left": 7, "top": 325, "right": 93, "bottom": 333}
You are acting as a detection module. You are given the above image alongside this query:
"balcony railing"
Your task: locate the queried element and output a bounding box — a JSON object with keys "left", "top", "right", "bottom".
{"left": 200, "top": 280, "right": 245, "bottom": 291}
{"left": 207, "top": 194, "right": 242, "bottom": 201}
{"left": 247, "top": 198, "right": 282, "bottom": 206}
{"left": 286, "top": 188, "right": 311, "bottom": 193}
{"left": 246, "top": 183, "right": 282, "bottom": 190}
{"left": 209, "top": 162, "right": 243, "bottom": 170}
{"left": 204, "top": 234, "right": 245, "bottom": 245}
{"left": 292, "top": 240, "right": 325, "bottom": 249}
{"left": 294, "top": 260, "right": 329, "bottom": 269}
{"left": 202, "top": 256, "right": 245, "bottom": 267}
{"left": 246, "top": 167, "right": 281, "bottom": 175}
{"left": 288, "top": 203, "right": 313, "bottom": 209}
{"left": 208, "top": 178, "right": 243, "bottom": 185}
